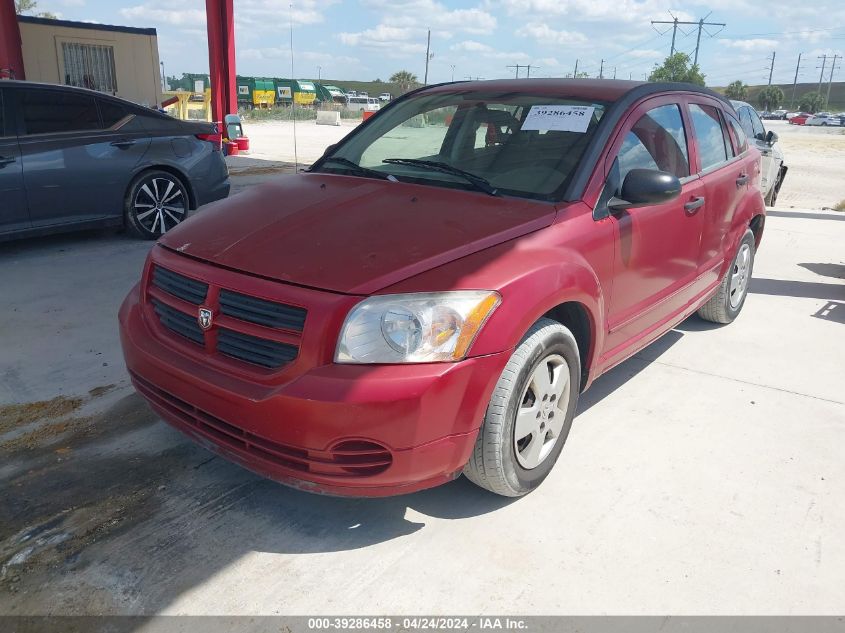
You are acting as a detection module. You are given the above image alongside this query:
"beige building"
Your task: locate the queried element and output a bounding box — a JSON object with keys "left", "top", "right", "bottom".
{"left": 18, "top": 15, "right": 162, "bottom": 107}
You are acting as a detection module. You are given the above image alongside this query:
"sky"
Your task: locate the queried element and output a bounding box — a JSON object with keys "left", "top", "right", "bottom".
{"left": 29, "top": 0, "right": 845, "bottom": 88}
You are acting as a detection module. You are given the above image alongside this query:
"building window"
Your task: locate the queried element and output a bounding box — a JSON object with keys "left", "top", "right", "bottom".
{"left": 61, "top": 42, "right": 118, "bottom": 94}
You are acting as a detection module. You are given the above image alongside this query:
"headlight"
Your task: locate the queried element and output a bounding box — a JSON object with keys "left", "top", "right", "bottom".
{"left": 336, "top": 291, "right": 501, "bottom": 364}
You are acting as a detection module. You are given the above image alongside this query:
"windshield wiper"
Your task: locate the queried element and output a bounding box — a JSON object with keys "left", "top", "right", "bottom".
{"left": 382, "top": 158, "right": 499, "bottom": 196}
{"left": 318, "top": 156, "right": 395, "bottom": 181}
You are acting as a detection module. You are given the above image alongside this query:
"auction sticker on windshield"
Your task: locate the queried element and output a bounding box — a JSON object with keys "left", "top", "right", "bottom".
{"left": 521, "top": 105, "right": 595, "bottom": 133}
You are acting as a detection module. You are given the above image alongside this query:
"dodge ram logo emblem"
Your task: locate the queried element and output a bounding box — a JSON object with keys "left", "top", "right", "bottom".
{"left": 198, "top": 307, "right": 213, "bottom": 331}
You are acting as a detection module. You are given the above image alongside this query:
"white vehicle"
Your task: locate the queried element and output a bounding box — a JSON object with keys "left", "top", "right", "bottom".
{"left": 378, "top": 92, "right": 392, "bottom": 102}
{"left": 731, "top": 100, "right": 787, "bottom": 206}
{"left": 805, "top": 112, "right": 844, "bottom": 126}
{"left": 347, "top": 96, "right": 381, "bottom": 112}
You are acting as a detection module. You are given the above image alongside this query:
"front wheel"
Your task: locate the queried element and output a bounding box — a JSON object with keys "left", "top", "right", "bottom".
{"left": 463, "top": 318, "right": 581, "bottom": 497}
{"left": 125, "top": 170, "right": 190, "bottom": 240}
{"left": 698, "top": 229, "right": 756, "bottom": 324}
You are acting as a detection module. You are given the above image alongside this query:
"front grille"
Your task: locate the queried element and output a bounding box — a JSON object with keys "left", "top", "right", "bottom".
{"left": 132, "top": 372, "right": 393, "bottom": 478}
{"left": 219, "top": 289, "right": 306, "bottom": 331}
{"left": 152, "top": 299, "right": 204, "bottom": 345}
{"left": 218, "top": 328, "right": 298, "bottom": 369}
{"left": 152, "top": 265, "right": 208, "bottom": 305}
{"left": 148, "top": 264, "right": 303, "bottom": 371}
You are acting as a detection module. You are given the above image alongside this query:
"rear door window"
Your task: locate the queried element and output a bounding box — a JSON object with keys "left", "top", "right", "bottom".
{"left": 20, "top": 89, "right": 101, "bottom": 135}
{"left": 689, "top": 104, "right": 729, "bottom": 171}
{"left": 617, "top": 103, "right": 690, "bottom": 181}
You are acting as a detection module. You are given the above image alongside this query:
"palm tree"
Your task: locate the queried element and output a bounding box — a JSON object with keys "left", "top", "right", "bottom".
{"left": 390, "top": 70, "right": 419, "bottom": 94}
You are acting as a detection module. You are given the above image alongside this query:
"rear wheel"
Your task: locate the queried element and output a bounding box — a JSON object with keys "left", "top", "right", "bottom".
{"left": 463, "top": 318, "right": 580, "bottom": 497}
{"left": 125, "top": 170, "right": 189, "bottom": 239}
{"left": 698, "top": 229, "right": 756, "bottom": 324}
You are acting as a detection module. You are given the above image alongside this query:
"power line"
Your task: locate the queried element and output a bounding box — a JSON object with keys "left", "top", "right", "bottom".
{"left": 506, "top": 64, "right": 539, "bottom": 78}
{"left": 651, "top": 11, "right": 725, "bottom": 63}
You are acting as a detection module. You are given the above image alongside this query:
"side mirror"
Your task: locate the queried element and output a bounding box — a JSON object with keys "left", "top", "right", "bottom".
{"left": 607, "top": 169, "right": 682, "bottom": 211}
{"left": 766, "top": 130, "right": 778, "bottom": 145}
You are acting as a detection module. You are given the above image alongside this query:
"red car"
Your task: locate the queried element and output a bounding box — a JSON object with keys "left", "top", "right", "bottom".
{"left": 120, "top": 79, "right": 765, "bottom": 497}
{"left": 788, "top": 112, "right": 812, "bottom": 125}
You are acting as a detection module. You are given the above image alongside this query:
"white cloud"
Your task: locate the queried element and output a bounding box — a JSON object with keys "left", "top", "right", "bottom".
{"left": 362, "top": 0, "right": 497, "bottom": 35}
{"left": 516, "top": 23, "right": 587, "bottom": 45}
{"left": 498, "top": 0, "right": 694, "bottom": 23}
{"left": 120, "top": 4, "right": 206, "bottom": 26}
{"left": 718, "top": 38, "right": 779, "bottom": 52}
{"left": 450, "top": 40, "right": 493, "bottom": 53}
{"left": 121, "top": 0, "right": 334, "bottom": 30}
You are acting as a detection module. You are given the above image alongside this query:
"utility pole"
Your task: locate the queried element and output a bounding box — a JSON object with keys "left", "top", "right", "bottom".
{"left": 652, "top": 13, "right": 725, "bottom": 63}
{"left": 767, "top": 51, "right": 776, "bottom": 85}
{"left": 599, "top": 59, "right": 605, "bottom": 79}
{"left": 791, "top": 53, "right": 802, "bottom": 108}
{"left": 573, "top": 59, "right": 579, "bottom": 77}
{"left": 817, "top": 54, "right": 827, "bottom": 93}
{"left": 423, "top": 29, "right": 431, "bottom": 85}
{"left": 507, "top": 64, "right": 535, "bottom": 78}
{"left": 827, "top": 55, "right": 840, "bottom": 105}
{"left": 317, "top": 66, "right": 321, "bottom": 81}
{"left": 450, "top": 64, "right": 455, "bottom": 82}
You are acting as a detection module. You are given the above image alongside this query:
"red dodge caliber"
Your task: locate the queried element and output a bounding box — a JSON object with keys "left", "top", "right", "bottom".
{"left": 120, "top": 79, "right": 765, "bottom": 497}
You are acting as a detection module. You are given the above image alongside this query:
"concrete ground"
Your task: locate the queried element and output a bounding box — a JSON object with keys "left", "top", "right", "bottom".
{"left": 1, "top": 124, "right": 844, "bottom": 615}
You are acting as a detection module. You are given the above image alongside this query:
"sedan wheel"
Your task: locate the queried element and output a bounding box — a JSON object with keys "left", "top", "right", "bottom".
{"left": 698, "top": 228, "right": 756, "bottom": 324}
{"left": 125, "top": 171, "right": 189, "bottom": 239}
{"left": 464, "top": 318, "right": 581, "bottom": 497}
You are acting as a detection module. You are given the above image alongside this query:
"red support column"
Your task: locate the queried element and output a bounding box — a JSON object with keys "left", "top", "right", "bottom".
{"left": 0, "top": 0, "right": 26, "bottom": 80}
{"left": 205, "top": 0, "right": 237, "bottom": 125}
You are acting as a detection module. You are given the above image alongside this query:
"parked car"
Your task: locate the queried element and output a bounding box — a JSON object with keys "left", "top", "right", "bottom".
{"left": 731, "top": 100, "right": 787, "bottom": 205}
{"left": 788, "top": 112, "right": 812, "bottom": 125}
{"left": 0, "top": 81, "right": 229, "bottom": 242}
{"left": 346, "top": 96, "right": 381, "bottom": 112}
{"left": 120, "top": 79, "right": 765, "bottom": 498}
{"left": 378, "top": 92, "right": 392, "bottom": 102}
{"left": 767, "top": 109, "right": 788, "bottom": 120}
{"left": 805, "top": 112, "right": 844, "bottom": 126}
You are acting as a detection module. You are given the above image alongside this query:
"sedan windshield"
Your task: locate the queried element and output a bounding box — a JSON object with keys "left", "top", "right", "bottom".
{"left": 315, "top": 91, "right": 608, "bottom": 200}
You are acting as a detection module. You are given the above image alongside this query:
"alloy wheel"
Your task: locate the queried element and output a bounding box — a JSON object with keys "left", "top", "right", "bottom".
{"left": 133, "top": 176, "right": 186, "bottom": 235}
{"left": 729, "top": 243, "right": 751, "bottom": 309}
{"left": 514, "top": 354, "right": 571, "bottom": 470}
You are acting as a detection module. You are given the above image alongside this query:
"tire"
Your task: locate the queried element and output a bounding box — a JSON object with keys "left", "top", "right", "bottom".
{"left": 698, "top": 229, "right": 756, "bottom": 324}
{"left": 464, "top": 318, "right": 581, "bottom": 497}
{"left": 764, "top": 166, "right": 782, "bottom": 206}
{"left": 125, "top": 170, "right": 190, "bottom": 240}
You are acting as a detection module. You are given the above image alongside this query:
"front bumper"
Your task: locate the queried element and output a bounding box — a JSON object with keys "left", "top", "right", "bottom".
{"left": 119, "top": 284, "right": 509, "bottom": 496}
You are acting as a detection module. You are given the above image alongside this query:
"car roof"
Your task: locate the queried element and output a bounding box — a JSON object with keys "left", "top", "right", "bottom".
{"left": 421, "top": 78, "right": 729, "bottom": 105}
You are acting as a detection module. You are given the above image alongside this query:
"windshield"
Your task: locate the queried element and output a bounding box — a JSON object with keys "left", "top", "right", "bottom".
{"left": 315, "top": 91, "right": 608, "bottom": 201}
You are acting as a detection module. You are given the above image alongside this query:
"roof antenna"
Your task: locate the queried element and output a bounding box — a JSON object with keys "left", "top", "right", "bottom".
{"left": 290, "top": 3, "right": 299, "bottom": 173}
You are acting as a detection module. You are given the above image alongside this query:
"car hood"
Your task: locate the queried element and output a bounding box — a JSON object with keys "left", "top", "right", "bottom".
{"left": 159, "top": 173, "right": 557, "bottom": 295}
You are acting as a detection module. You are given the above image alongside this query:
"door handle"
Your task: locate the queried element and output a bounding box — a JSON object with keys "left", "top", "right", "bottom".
{"left": 0, "top": 155, "right": 16, "bottom": 167}
{"left": 684, "top": 196, "right": 705, "bottom": 214}
{"left": 110, "top": 140, "right": 136, "bottom": 148}
{"left": 736, "top": 173, "right": 749, "bottom": 186}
